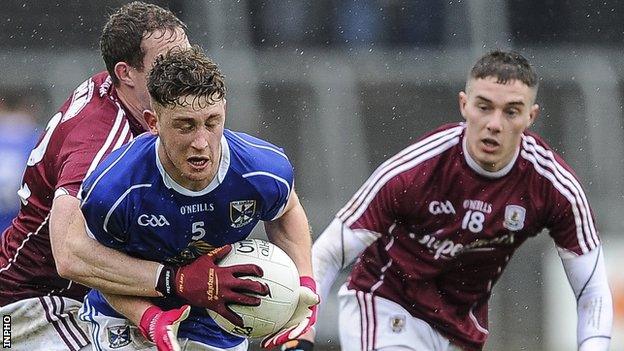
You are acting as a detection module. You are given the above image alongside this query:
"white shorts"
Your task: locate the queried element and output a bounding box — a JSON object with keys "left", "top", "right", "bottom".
{"left": 0, "top": 296, "right": 90, "bottom": 351}
{"left": 78, "top": 299, "right": 248, "bottom": 351}
{"left": 337, "top": 284, "right": 463, "bottom": 351}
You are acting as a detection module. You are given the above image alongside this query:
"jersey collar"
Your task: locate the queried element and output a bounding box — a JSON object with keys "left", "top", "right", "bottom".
{"left": 155, "top": 135, "right": 231, "bottom": 196}
{"left": 462, "top": 135, "right": 518, "bottom": 179}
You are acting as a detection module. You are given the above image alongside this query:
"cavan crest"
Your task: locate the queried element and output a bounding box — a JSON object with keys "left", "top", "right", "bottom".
{"left": 230, "top": 200, "right": 256, "bottom": 228}
{"left": 107, "top": 325, "right": 132, "bottom": 348}
{"left": 503, "top": 205, "right": 526, "bottom": 231}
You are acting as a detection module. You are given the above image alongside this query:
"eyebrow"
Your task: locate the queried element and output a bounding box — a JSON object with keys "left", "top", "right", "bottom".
{"left": 475, "top": 95, "right": 525, "bottom": 106}
{"left": 171, "top": 116, "right": 194, "bottom": 122}
{"left": 171, "top": 113, "right": 221, "bottom": 121}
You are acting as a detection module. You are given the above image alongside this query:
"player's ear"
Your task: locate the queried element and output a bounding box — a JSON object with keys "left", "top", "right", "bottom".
{"left": 527, "top": 103, "right": 540, "bottom": 128}
{"left": 144, "top": 109, "right": 158, "bottom": 135}
{"left": 114, "top": 62, "right": 135, "bottom": 88}
{"left": 458, "top": 91, "right": 468, "bottom": 120}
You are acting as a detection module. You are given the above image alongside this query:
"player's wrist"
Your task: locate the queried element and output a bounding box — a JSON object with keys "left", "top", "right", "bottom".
{"left": 138, "top": 305, "right": 163, "bottom": 342}
{"left": 300, "top": 276, "right": 317, "bottom": 291}
{"left": 155, "top": 264, "right": 177, "bottom": 296}
{"left": 281, "top": 339, "right": 314, "bottom": 351}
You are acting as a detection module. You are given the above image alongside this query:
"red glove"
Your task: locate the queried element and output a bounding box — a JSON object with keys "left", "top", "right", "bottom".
{"left": 262, "top": 276, "right": 319, "bottom": 349}
{"left": 156, "top": 245, "right": 269, "bottom": 327}
{"left": 139, "top": 305, "right": 190, "bottom": 351}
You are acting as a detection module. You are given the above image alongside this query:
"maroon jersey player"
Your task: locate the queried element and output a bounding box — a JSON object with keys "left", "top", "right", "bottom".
{"left": 306, "top": 51, "right": 612, "bottom": 351}
{"left": 0, "top": 3, "right": 193, "bottom": 350}
{"left": 0, "top": 71, "right": 141, "bottom": 304}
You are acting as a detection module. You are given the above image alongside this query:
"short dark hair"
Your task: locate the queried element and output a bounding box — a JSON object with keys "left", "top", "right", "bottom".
{"left": 100, "top": 1, "right": 187, "bottom": 85}
{"left": 148, "top": 46, "right": 226, "bottom": 109}
{"left": 469, "top": 50, "right": 538, "bottom": 88}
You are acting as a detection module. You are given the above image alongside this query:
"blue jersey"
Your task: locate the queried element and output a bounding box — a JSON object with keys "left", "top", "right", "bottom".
{"left": 79, "top": 129, "right": 294, "bottom": 348}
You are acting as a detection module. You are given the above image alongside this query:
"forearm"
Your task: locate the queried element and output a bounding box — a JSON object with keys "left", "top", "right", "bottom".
{"left": 50, "top": 195, "right": 161, "bottom": 296}
{"left": 102, "top": 293, "right": 153, "bottom": 326}
{"left": 266, "top": 192, "right": 313, "bottom": 276}
{"left": 560, "top": 246, "right": 612, "bottom": 350}
{"left": 313, "top": 217, "right": 375, "bottom": 303}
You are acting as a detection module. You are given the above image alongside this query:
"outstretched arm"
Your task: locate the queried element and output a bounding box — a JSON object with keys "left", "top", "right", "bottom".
{"left": 281, "top": 216, "right": 377, "bottom": 349}
{"left": 50, "top": 195, "right": 162, "bottom": 296}
{"left": 312, "top": 217, "right": 376, "bottom": 303}
{"left": 560, "top": 245, "right": 612, "bottom": 351}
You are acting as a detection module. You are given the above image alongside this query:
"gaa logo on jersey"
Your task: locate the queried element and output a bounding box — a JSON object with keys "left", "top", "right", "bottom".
{"left": 230, "top": 200, "right": 256, "bottom": 228}
{"left": 107, "top": 325, "right": 131, "bottom": 348}
{"left": 503, "top": 205, "right": 526, "bottom": 231}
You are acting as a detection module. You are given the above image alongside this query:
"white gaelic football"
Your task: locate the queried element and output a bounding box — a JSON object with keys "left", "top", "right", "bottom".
{"left": 208, "top": 238, "right": 300, "bottom": 338}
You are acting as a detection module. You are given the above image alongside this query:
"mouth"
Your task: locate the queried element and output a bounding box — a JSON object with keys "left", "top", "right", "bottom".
{"left": 187, "top": 156, "right": 209, "bottom": 170}
{"left": 481, "top": 138, "right": 500, "bottom": 152}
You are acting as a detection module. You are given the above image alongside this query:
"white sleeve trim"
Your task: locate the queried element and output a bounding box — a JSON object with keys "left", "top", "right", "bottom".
{"left": 312, "top": 217, "right": 379, "bottom": 304}
{"left": 560, "top": 245, "right": 612, "bottom": 350}
{"left": 155, "top": 264, "right": 165, "bottom": 291}
{"left": 54, "top": 187, "right": 72, "bottom": 199}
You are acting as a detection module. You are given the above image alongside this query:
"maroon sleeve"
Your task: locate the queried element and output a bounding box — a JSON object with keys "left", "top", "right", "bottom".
{"left": 55, "top": 111, "right": 130, "bottom": 198}
{"left": 337, "top": 165, "right": 408, "bottom": 235}
{"left": 543, "top": 153, "right": 600, "bottom": 255}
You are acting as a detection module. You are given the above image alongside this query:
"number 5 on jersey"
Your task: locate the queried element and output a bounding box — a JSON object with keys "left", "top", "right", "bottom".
{"left": 192, "top": 221, "right": 206, "bottom": 240}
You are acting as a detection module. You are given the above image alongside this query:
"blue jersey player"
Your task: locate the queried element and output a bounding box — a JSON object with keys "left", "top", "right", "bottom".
{"left": 78, "top": 47, "right": 319, "bottom": 351}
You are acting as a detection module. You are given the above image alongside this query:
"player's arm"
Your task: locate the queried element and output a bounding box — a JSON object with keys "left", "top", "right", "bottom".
{"left": 282, "top": 216, "right": 377, "bottom": 349}
{"left": 313, "top": 217, "right": 376, "bottom": 304}
{"left": 102, "top": 293, "right": 190, "bottom": 351}
{"left": 265, "top": 190, "right": 312, "bottom": 276}
{"left": 543, "top": 160, "right": 613, "bottom": 351}
{"left": 50, "top": 195, "right": 162, "bottom": 296}
{"left": 559, "top": 246, "right": 612, "bottom": 351}
{"left": 262, "top": 190, "right": 320, "bottom": 348}
{"left": 283, "top": 164, "right": 405, "bottom": 350}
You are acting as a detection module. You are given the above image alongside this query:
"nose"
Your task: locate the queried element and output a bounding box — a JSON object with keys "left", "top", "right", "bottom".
{"left": 486, "top": 110, "right": 503, "bottom": 133}
{"left": 191, "top": 130, "right": 209, "bottom": 150}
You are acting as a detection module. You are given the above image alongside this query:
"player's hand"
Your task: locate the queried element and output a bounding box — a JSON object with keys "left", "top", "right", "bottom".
{"left": 156, "top": 245, "right": 270, "bottom": 327}
{"left": 139, "top": 305, "right": 190, "bottom": 351}
{"left": 262, "top": 276, "right": 319, "bottom": 349}
{"left": 280, "top": 339, "right": 314, "bottom": 351}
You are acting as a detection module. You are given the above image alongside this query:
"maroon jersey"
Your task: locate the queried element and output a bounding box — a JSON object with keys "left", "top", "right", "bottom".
{"left": 338, "top": 123, "right": 599, "bottom": 350}
{"left": 0, "top": 72, "right": 146, "bottom": 305}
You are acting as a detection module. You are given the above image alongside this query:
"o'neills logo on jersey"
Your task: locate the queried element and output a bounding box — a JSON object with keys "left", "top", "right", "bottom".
{"left": 428, "top": 200, "right": 456, "bottom": 215}
{"left": 463, "top": 199, "right": 492, "bottom": 213}
{"left": 503, "top": 205, "right": 526, "bottom": 231}
{"left": 230, "top": 200, "right": 256, "bottom": 228}
{"left": 180, "top": 203, "right": 215, "bottom": 215}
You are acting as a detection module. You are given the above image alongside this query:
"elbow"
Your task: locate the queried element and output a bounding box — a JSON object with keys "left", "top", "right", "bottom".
{"left": 51, "top": 235, "right": 84, "bottom": 280}
{"left": 55, "top": 259, "right": 74, "bottom": 279}
{"left": 53, "top": 247, "right": 78, "bottom": 279}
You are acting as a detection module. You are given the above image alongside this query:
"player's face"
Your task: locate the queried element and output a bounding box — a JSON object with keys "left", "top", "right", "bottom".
{"left": 134, "top": 28, "right": 190, "bottom": 111}
{"left": 459, "top": 77, "right": 539, "bottom": 172}
{"left": 155, "top": 97, "right": 226, "bottom": 191}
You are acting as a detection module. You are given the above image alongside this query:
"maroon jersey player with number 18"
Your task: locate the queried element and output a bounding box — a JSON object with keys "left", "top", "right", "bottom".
{"left": 302, "top": 51, "right": 613, "bottom": 351}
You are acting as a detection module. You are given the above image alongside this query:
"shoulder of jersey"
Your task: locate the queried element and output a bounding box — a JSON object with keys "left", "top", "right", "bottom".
{"left": 521, "top": 129, "right": 551, "bottom": 150}
{"left": 224, "top": 129, "right": 292, "bottom": 175}
{"left": 57, "top": 72, "right": 122, "bottom": 130}
{"left": 519, "top": 130, "right": 573, "bottom": 173}
{"left": 86, "top": 133, "right": 157, "bottom": 192}
{"left": 416, "top": 122, "right": 465, "bottom": 141}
